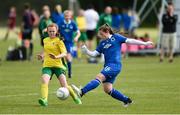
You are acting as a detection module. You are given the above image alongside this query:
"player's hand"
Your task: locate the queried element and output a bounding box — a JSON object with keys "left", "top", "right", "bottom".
{"left": 81, "top": 45, "right": 87, "bottom": 53}
{"left": 49, "top": 53, "right": 57, "bottom": 59}
{"left": 74, "top": 37, "right": 78, "bottom": 42}
{"left": 37, "top": 54, "right": 44, "bottom": 60}
{"left": 42, "top": 28, "right": 47, "bottom": 33}
{"left": 145, "top": 41, "right": 153, "bottom": 46}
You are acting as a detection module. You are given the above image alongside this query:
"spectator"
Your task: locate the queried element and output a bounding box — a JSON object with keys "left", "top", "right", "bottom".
{"left": 160, "top": 2, "right": 178, "bottom": 63}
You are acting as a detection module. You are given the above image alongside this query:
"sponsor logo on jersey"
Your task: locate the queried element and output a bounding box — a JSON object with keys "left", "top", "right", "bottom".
{"left": 103, "top": 43, "right": 112, "bottom": 49}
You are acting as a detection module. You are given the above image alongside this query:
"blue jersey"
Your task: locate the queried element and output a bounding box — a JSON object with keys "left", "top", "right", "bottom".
{"left": 58, "top": 20, "right": 78, "bottom": 43}
{"left": 51, "top": 12, "right": 64, "bottom": 24}
{"left": 96, "top": 34, "right": 127, "bottom": 67}
{"left": 122, "top": 13, "right": 131, "bottom": 31}
{"left": 112, "top": 14, "right": 122, "bottom": 30}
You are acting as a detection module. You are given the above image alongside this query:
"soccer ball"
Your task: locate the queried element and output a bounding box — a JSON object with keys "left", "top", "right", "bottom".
{"left": 56, "top": 87, "right": 69, "bottom": 100}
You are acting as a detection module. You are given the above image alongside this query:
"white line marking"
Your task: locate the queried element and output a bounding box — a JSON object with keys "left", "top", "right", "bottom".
{"left": 0, "top": 92, "right": 56, "bottom": 98}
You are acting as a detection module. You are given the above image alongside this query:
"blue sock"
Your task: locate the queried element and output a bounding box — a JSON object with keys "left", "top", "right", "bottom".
{"left": 81, "top": 79, "right": 101, "bottom": 96}
{"left": 108, "top": 88, "right": 128, "bottom": 102}
{"left": 67, "top": 62, "right": 71, "bottom": 77}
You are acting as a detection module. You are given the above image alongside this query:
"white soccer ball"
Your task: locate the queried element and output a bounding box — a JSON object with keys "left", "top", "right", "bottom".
{"left": 56, "top": 87, "right": 69, "bottom": 100}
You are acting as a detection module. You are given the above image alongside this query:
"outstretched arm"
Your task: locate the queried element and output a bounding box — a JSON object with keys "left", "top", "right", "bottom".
{"left": 125, "top": 38, "right": 153, "bottom": 46}
{"left": 81, "top": 45, "right": 100, "bottom": 57}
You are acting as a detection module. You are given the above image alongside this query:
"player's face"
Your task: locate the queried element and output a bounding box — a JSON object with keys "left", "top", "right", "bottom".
{"left": 64, "top": 12, "right": 71, "bottom": 21}
{"left": 47, "top": 26, "right": 57, "bottom": 38}
{"left": 44, "top": 10, "right": 50, "bottom": 19}
{"left": 98, "top": 30, "right": 109, "bottom": 40}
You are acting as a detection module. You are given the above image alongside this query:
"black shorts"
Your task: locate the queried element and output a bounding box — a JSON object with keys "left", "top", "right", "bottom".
{"left": 86, "top": 30, "right": 96, "bottom": 40}
{"left": 22, "top": 28, "right": 33, "bottom": 40}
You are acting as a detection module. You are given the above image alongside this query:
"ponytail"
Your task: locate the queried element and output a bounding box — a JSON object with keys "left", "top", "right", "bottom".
{"left": 99, "top": 23, "right": 114, "bottom": 34}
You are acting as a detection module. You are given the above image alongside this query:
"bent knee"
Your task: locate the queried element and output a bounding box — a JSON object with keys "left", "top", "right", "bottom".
{"left": 95, "top": 74, "right": 105, "bottom": 82}
{"left": 103, "top": 87, "right": 112, "bottom": 94}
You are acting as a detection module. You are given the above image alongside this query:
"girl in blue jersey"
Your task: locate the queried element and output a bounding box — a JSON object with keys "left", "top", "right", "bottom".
{"left": 72, "top": 24, "right": 153, "bottom": 107}
{"left": 58, "top": 10, "right": 81, "bottom": 78}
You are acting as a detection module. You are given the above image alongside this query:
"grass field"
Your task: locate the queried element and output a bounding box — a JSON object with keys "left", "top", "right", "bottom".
{"left": 0, "top": 28, "right": 180, "bottom": 114}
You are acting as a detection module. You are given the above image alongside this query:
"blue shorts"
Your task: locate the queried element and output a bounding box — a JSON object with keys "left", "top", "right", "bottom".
{"left": 101, "top": 64, "right": 121, "bottom": 84}
{"left": 64, "top": 41, "right": 73, "bottom": 54}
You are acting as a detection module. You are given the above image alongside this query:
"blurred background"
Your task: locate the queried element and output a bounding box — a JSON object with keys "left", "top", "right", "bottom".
{"left": 0, "top": 0, "right": 180, "bottom": 114}
{"left": 0, "top": 0, "right": 160, "bottom": 26}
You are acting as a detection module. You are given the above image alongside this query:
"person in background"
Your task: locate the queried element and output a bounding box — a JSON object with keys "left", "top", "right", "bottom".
{"left": 84, "top": 4, "right": 99, "bottom": 63}
{"left": 39, "top": 5, "right": 50, "bottom": 20}
{"left": 31, "top": 9, "right": 39, "bottom": 27}
{"left": 58, "top": 10, "right": 81, "bottom": 78}
{"left": 51, "top": 4, "right": 64, "bottom": 25}
{"left": 160, "top": 2, "right": 178, "bottom": 63}
{"left": 122, "top": 9, "right": 131, "bottom": 34}
{"left": 21, "top": 3, "right": 35, "bottom": 60}
{"left": 129, "top": 10, "right": 139, "bottom": 36}
{"left": 31, "top": 9, "right": 40, "bottom": 43}
{"left": 4, "top": 6, "right": 18, "bottom": 41}
{"left": 111, "top": 7, "right": 122, "bottom": 32}
{"left": 143, "top": 33, "right": 154, "bottom": 49}
{"left": 76, "top": 9, "right": 88, "bottom": 60}
{"left": 38, "top": 10, "right": 53, "bottom": 46}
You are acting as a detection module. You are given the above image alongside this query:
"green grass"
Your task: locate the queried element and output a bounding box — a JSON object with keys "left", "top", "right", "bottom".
{"left": 0, "top": 29, "right": 180, "bottom": 114}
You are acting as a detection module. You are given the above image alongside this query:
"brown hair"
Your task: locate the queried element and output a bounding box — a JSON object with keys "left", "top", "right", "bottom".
{"left": 47, "top": 23, "right": 64, "bottom": 40}
{"left": 99, "top": 23, "right": 133, "bottom": 38}
{"left": 98, "top": 23, "right": 114, "bottom": 34}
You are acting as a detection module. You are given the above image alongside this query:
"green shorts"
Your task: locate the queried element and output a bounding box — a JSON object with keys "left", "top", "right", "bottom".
{"left": 78, "top": 32, "right": 87, "bottom": 42}
{"left": 42, "top": 67, "right": 66, "bottom": 78}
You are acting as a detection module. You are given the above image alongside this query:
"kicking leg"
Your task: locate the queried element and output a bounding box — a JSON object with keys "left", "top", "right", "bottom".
{"left": 103, "top": 83, "right": 132, "bottom": 107}
{"left": 72, "top": 73, "right": 105, "bottom": 97}
{"left": 58, "top": 74, "right": 82, "bottom": 104}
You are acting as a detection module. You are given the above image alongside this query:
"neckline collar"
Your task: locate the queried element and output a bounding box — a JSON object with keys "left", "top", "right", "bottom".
{"left": 108, "top": 34, "right": 113, "bottom": 39}
{"left": 64, "top": 20, "right": 71, "bottom": 24}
